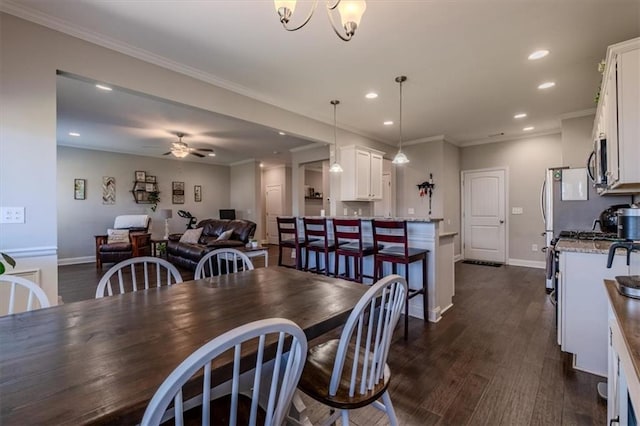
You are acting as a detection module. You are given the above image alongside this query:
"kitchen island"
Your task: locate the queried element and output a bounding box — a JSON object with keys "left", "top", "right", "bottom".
{"left": 298, "top": 217, "right": 456, "bottom": 323}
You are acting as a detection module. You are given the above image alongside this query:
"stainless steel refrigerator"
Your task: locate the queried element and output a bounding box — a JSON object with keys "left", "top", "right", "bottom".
{"left": 541, "top": 167, "right": 631, "bottom": 290}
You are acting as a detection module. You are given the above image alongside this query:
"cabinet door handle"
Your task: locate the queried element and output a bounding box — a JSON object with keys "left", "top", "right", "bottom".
{"left": 610, "top": 417, "right": 619, "bottom": 425}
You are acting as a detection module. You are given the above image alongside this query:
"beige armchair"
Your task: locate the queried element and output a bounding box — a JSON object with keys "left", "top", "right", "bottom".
{"left": 95, "top": 215, "right": 152, "bottom": 269}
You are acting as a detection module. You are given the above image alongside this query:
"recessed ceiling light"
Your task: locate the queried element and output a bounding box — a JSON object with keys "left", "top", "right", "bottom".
{"left": 365, "top": 92, "right": 378, "bottom": 99}
{"left": 208, "top": 152, "right": 216, "bottom": 157}
{"left": 259, "top": 163, "right": 264, "bottom": 168}
{"left": 383, "top": 121, "right": 394, "bottom": 126}
{"left": 528, "top": 49, "right": 549, "bottom": 60}
{"left": 273, "top": 150, "right": 280, "bottom": 155}
{"left": 538, "top": 81, "right": 556, "bottom": 90}
{"left": 69, "top": 132, "right": 80, "bottom": 137}
{"left": 523, "top": 126, "right": 535, "bottom": 131}
{"left": 95, "top": 84, "right": 112, "bottom": 91}
{"left": 278, "top": 131, "right": 286, "bottom": 136}
{"left": 514, "top": 113, "right": 527, "bottom": 119}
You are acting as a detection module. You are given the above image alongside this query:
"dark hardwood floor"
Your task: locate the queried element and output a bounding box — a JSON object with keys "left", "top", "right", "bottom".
{"left": 58, "top": 248, "right": 605, "bottom": 425}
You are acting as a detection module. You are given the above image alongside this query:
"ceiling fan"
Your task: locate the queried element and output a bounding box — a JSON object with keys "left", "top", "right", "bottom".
{"left": 163, "top": 133, "right": 215, "bottom": 158}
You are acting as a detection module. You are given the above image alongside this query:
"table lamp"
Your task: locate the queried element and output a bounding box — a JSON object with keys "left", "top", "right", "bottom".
{"left": 160, "top": 209, "right": 173, "bottom": 239}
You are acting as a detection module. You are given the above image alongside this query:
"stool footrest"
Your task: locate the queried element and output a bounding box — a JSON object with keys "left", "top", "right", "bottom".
{"left": 407, "top": 288, "right": 425, "bottom": 300}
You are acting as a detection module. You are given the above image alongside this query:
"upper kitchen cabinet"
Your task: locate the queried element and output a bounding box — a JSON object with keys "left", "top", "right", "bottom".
{"left": 340, "top": 146, "right": 384, "bottom": 201}
{"left": 593, "top": 38, "right": 640, "bottom": 194}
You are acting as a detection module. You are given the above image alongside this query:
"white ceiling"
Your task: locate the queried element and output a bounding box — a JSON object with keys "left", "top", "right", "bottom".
{"left": 5, "top": 0, "right": 640, "bottom": 161}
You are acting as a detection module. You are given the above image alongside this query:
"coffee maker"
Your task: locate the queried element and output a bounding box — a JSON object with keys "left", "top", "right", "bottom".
{"left": 606, "top": 206, "right": 640, "bottom": 298}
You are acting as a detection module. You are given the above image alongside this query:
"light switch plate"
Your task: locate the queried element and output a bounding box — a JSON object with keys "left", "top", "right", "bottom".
{"left": 511, "top": 207, "right": 524, "bottom": 215}
{"left": 408, "top": 208, "right": 415, "bottom": 215}
{"left": 1, "top": 207, "right": 25, "bottom": 224}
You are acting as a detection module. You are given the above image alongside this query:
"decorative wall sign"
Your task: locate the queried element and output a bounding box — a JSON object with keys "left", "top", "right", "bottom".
{"left": 172, "top": 181, "right": 185, "bottom": 204}
{"left": 74, "top": 179, "right": 86, "bottom": 200}
{"left": 194, "top": 185, "right": 202, "bottom": 202}
{"left": 102, "top": 177, "right": 116, "bottom": 204}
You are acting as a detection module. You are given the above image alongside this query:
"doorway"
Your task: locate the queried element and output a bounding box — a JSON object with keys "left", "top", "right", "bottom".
{"left": 265, "top": 184, "right": 283, "bottom": 245}
{"left": 462, "top": 168, "right": 507, "bottom": 263}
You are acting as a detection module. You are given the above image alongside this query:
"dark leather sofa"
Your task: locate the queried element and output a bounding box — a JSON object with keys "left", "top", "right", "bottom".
{"left": 167, "top": 218, "right": 256, "bottom": 270}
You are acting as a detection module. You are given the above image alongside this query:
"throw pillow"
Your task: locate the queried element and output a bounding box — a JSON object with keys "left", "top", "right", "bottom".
{"left": 216, "top": 229, "right": 234, "bottom": 241}
{"left": 179, "top": 228, "right": 203, "bottom": 244}
{"left": 107, "top": 229, "right": 130, "bottom": 244}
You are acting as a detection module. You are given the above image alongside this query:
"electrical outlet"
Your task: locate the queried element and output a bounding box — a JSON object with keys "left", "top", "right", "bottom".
{"left": 532, "top": 244, "right": 538, "bottom": 252}
{"left": 343, "top": 207, "right": 348, "bottom": 216}
{"left": 408, "top": 208, "right": 415, "bottom": 215}
{"left": 512, "top": 207, "right": 524, "bottom": 215}
{"left": 1, "top": 207, "right": 25, "bottom": 224}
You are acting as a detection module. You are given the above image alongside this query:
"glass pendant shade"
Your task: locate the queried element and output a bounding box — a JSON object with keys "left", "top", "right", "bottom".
{"left": 329, "top": 162, "right": 344, "bottom": 173}
{"left": 337, "top": 0, "right": 366, "bottom": 27}
{"left": 329, "top": 99, "right": 343, "bottom": 173}
{"left": 274, "top": 0, "right": 296, "bottom": 13}
{"left": 392, "top": 150, "right": 409, "bottom": 164}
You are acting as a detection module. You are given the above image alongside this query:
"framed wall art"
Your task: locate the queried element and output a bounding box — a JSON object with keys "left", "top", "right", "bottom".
{"left": 194, "top": 185, "right": 202, "bottom": 202}
{"left": 135, "top": 171, "right": 146, "bottom": 182}
{"left": 172, "top": 181, "right": 185, "bottom": 204}
{"left": 102, "top": 177, "right": 116, "bottom": 204}
{"left": 74, "top": 178, "right": 86, "bottom": 200}
{"left": 145, "top": 175, "right": 156, "bottom": 183}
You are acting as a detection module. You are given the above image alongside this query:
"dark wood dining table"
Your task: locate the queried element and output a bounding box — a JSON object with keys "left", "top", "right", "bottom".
{"left": 0, "top": 267, "right": 368, "bottom": 425}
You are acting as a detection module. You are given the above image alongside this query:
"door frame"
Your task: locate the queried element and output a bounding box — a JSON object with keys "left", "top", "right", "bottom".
{"left": 460, "top": 166, "right": 509, "bottom": 263}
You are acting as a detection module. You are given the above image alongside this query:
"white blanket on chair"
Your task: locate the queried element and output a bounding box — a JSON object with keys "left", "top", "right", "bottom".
{"left": 114, "top": 215, "right": 149, "bottom": 229}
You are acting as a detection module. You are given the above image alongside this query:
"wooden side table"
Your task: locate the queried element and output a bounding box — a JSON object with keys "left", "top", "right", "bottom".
{"left": 150, "top": 238, "right": 168, "bottom": 257}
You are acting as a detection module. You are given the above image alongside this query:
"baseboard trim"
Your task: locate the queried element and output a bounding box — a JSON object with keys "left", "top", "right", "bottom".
{"left": 454, "top": 254, "right": 462, "bottom": 263}
{"left": 507, "top": 258, "right": 546, "bottom": 269}
{"left": 408, "top": 303, "right": 442, "bottom": 323}
{"left": 58, "top": 256, "right": 94, "bottom": 266}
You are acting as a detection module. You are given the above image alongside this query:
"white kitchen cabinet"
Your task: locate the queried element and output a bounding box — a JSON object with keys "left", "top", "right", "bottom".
{"left": 559, "top": 251, "right": 628, "bottom": 376}
{"left": 593, "top": 38, "right": 640, "bottom": 194}
{"left": 340, "top": 146, "right": 384, "bottom": 201}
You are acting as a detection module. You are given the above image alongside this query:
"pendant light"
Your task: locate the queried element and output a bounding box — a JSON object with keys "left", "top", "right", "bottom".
{"left": 392, "top": 76, "right": 410, "bottom": 164}
{"left": 329, "top": 100, "right": 344, "bottom": 173}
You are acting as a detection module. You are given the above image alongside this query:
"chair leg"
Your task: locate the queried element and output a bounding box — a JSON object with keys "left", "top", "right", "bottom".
{"left": 304, "top": 248, "right": 310, "bottom": 272}
{"left": 324, "top": 251, "right": 330, "bottom": 276}
{"left": 422, "top": 256, "right": 428, "bottom": 322}
{"left": 278, "top": 245, "right": 283, "bottom": 267}
{"left": 405, "top": 263, "right": 410, "bottom": 341}
{"left": 381, "top": 391, "right": 399, "bottom": 426}
{"left": 340, "top": 409, "right": 349, "bottom": 426}
{"left": 334, "top": 252, "right": 340, "bottom": 277}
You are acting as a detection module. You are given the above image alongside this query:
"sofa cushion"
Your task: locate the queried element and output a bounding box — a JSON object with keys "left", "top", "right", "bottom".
{"left": 107, "top": 229, "right": 129, "bottom": 244}
{"left": 206, "top": 240, "right": 244, "bottom": 248}
{"left": 174, "top": 242, "right": 210, "bottom": 261}
{"left": 216, "top": 229, "right": 234, "bottom": 241}
{"left": 179, "top": 228, "right": 203, "bottom": 244}
{"left": 100, "top": 242, "right": 132, "bottom": 252}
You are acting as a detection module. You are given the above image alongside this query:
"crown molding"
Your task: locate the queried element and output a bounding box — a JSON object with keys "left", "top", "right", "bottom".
{"left": 403, "top": 135, "right": 446, "bottom": 147}
{"left": 559, "top": 108, "right": 596, "bottom": 121}
{"left": 289, "top": 143, "right": 327, "bottom": 153}
{"left": 1, "top": 1, "right": 389, "bottom": 147}
{"left": 459, "top": 128, "right": 561, "bottom": 147}
{"left": 229, "top": 158, "right": 258, "bottom": 167}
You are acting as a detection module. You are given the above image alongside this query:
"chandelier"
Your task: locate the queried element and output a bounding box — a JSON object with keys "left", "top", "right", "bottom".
{"left": 171, "top": 133, "right": 190, "bottom": 158}
{"left": 392, "top": 76, "right": 410, "bottom": 165}
{"left": 329, "top": 100, "right": 343, "bottom": 173}
{"left": 274, "top": 0, "right": 367, "bottom": 42}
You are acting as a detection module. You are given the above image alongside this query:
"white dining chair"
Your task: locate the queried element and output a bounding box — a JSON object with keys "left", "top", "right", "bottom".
{"left": 141, "top": 318, "right": 308, "bottom": 426}
{"left": 194, "top": 248, "right": 254, "bottom": 280}
{"left": 95, "top": 256, "right": 183, "bottom": 298}
{"left": 0, "top": 274, "right": 51, "bottom": 315}
{"left": 297, "top": 274, "right": 408, "bottom": 426}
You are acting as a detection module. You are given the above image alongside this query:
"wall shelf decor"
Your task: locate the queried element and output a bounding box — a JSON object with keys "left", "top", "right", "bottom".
{"left": 131, "top": 171, "right": 159, "bottom": 205}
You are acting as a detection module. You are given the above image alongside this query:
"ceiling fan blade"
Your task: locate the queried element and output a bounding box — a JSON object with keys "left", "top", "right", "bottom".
{"left": 195, "top": 148, "right": 215, "bottom": 152}
{"left": 162, "top": 152, "right": 172, "bottom": 156}
{"left": 191, "top": 152, "right": 205, "bottom": 158}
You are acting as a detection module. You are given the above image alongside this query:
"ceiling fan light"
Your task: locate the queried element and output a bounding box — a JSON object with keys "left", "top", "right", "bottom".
{"left": 171, "top": 149, "right": 189, "bottom": 158}
{"left": 274, "top": 0, "right": 296, "bottom": 22}
{"left": 329, "top": 162, "right": 343, "bottom": 173}
{"left": 392, "top": 150, "right": 409, "bottom": 164}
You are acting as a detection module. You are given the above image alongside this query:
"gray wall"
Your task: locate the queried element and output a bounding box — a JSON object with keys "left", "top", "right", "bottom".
{"left": 562, "top": 114, "right": 595, "bottom": 168}
{"left": 443, "top": 142, "right": 462, "bottom": 255}
{"left": 461, "top": 133, "right": 562, "bottom": 263}
{"left": 230, "top": 161, "right": 262, "bottom": 240}
{"left": 57, "top": 146, "right": 230, "bottom": 260}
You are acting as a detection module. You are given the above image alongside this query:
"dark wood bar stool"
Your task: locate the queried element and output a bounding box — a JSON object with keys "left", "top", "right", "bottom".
{"left": 276, "top": 217, "right": 311, "bottom": 270}
{"left": 303, "top": 217, "right": 339, "bottom": 276}
{"left": 372, "top": 220, "right": 429, "bottom": 340}
{"left": 332, "top": 218, "right": 380, "bottom": 283}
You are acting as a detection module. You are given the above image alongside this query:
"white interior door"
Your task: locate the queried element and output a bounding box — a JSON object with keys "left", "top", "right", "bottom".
{"left": 374, "top": 172, "right": 392, "bottom": 217}
{"left": 463, "top": 169, "right": 506, "bottom": 262}
{"left": 265, "top": 184, "right": 282, "bottom": 245}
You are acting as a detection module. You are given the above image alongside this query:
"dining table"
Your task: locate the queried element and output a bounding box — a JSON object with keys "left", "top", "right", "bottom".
{"left": 0, "top": 266, "right": 368, "bottom": 425}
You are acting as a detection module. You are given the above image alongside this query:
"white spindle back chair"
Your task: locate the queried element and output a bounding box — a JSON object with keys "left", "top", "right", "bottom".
{"left": 0, "top": 275, "right": 50, "bottom": 315}
{"left": 141, "top": 318, "right": 307, "bottom": 426}
{"left": 194, "top": 248, "right": 254, "bottom": 280}
{"left": 95, "top": 256, "right": 183, "bottom": 298}
{"left": 298, "top": 274, "right": 407, "bottom": 426}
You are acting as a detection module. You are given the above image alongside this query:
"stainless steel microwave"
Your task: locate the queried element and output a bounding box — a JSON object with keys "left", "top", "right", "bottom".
{"left": 587, "top": 137, "right": 607, "bottom": 187}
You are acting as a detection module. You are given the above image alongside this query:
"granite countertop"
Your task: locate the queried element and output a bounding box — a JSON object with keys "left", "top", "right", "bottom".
{"left": 555, "top": 238, "right": 625, "bottom": 255}
{"left": 604, "top": 279, "right": 640, "bottom": 397}
{"left": 301, "top": 216, "right": 444, "bottom": 223}
{"left": 439, "top": 232, "right": 458, "bottom": 238}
